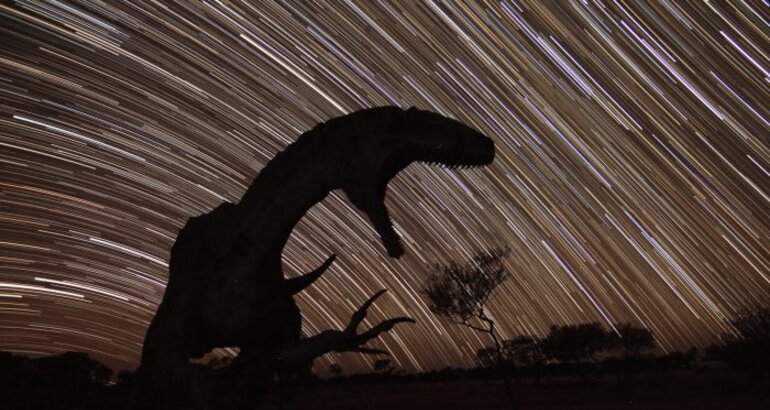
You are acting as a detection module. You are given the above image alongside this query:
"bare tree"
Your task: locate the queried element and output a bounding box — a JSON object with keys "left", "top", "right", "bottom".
{"left": 422, "top": 246, "right": 511, "bottom": 364}
{"left": 422, "top": 246, "right": 517, "bottom": 408}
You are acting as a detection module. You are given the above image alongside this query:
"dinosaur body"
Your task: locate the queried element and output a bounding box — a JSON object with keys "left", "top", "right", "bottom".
{"left": 138, "top": 106, "right": 495, "bottom": 408}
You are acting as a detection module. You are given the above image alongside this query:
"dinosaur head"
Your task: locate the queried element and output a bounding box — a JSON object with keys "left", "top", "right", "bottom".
{"left": 339, "top": 107, "right": 495, "bottom": 258}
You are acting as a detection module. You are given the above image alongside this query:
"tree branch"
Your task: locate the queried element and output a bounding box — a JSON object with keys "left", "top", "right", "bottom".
{"left": 447, "top": 319, "right": 489, "bottom": 333}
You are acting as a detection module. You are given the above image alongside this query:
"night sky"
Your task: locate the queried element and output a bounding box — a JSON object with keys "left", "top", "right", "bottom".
{"left": 0, "top": 1, "right": 767, "bottom": 374}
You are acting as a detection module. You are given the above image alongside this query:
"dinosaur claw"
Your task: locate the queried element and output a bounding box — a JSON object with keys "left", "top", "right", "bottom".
{"left": 386, "top": 241, "right": 405, "bottom": 258}
{"left": 347, "top": 289, "right": 388, "bottom": 332}
{"left": 285, "top": 253, "right": 337, "bottom": 294}
{"left": 278, "top": 289, "right": 414, "bottom": 370}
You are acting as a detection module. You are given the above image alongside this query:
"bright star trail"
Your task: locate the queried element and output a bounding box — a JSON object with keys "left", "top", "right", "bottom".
{"left": 0, "top": 1, "right": 768, "bottom": 374}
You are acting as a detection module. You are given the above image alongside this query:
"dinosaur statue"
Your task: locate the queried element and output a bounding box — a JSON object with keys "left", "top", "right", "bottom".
{"left": 137, "top": 106, "right": 495, "bottom": 409}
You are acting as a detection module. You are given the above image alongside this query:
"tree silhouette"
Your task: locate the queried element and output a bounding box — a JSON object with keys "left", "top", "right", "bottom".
{"left": 34, "top": 351, "right": 113, "bottom": 388}
{"left": 373, "top": 358, "right": 395, "bottom": 375}
{"left": 329, "top": 363, "right": 343, "bottom": 378}
{"left": 504, "top": 336, "right": 545, "bottom": 367}
{"left": 606, "top": 323, "right": 655, "bottom": 382}
{"left": 613, "top": 323, "right": 655, "bottom": 360}
{"left": 422, "top": 246, "right": 517, "bottom": 408}
{"left": 542, "top": 323, "right": 610, "bottom": 381}
{"left": 1, "top": 351, "right": 118, "bottom": 408}
{"left": 476, "top": 346, "right": 498, "bottom": 368}
{"left": 732, "top": 306, "right": 770, "bottom": 343}
{"left": 422, "top": 246, "right": 511, "bottom": 363}
{"left": 720, "top": 307, "right": 770, "bottom": 377}
{"left": 504, "top": 336, "right": 546, "bottom": 383}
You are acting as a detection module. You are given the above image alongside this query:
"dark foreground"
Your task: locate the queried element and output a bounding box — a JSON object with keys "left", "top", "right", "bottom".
{"left": 260, "top": 372, "right": 768, "bottom": 410}
{"left": 7, "top": 370, "right": 769, "bottom": 409}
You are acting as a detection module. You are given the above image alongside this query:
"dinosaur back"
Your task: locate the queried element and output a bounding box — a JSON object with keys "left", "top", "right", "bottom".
{"left": 168, "top": 202, "right": 239, "bottom": 282}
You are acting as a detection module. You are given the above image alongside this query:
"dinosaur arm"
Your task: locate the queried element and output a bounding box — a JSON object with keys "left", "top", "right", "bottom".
{"left": 277, "top": 290, "right": 415, "bottom": 372}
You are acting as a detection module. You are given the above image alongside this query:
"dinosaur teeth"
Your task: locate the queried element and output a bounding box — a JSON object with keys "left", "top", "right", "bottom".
{"left": 421, "top": 149, "right": 491, "bottom": 170}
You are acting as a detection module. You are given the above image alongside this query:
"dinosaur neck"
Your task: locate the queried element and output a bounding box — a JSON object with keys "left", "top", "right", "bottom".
{"left": 235, "top": 129, "right": 342, "bottom": 259}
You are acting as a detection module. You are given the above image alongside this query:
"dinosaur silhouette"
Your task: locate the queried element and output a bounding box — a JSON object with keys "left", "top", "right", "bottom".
{"left": 137, "top": 106, "right": 495, "bottom": 409}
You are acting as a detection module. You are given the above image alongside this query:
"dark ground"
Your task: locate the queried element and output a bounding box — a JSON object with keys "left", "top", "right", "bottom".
{"left": 6, "top": 368, "right": 769, "bottom": 409}
{"left": 259, "top": 370, "right": 769, "bottom": 410}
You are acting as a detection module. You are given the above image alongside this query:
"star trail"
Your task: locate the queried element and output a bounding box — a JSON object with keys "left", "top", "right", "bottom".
{"left": 0, "top": 1, "right": 768, "bottom": 374}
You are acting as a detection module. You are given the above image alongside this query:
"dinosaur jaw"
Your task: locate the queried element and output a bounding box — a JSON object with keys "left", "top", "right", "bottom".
{"left": 377, "top": 211, "right": 404, "bottom": 258}
{"left": 415, "top": 141, "right": 495, "bottom": 169}
{"left": 371, "top": 140, "right": 495, "bottom": 258}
